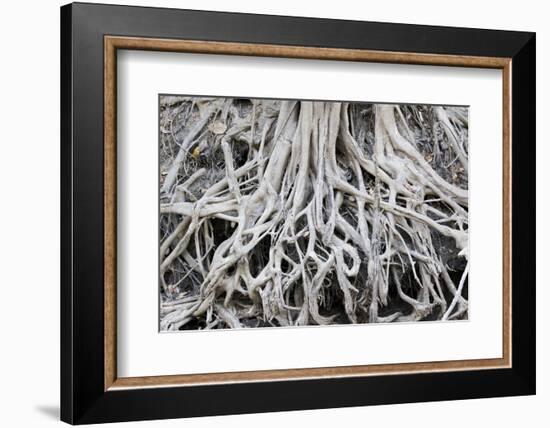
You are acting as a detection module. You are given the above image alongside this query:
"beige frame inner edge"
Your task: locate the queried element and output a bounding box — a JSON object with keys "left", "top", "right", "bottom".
{"left": 104, "top": 35, "right": 512, "bottom": 391}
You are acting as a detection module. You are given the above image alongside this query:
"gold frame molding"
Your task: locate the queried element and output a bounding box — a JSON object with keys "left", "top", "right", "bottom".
{"left": 104, "top": 35, "right": 512, "bottom": 391}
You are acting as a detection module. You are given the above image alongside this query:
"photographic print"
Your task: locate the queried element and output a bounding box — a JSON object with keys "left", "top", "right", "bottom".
{"left": 159, "top": 96, "right": 469, "bottom": 331}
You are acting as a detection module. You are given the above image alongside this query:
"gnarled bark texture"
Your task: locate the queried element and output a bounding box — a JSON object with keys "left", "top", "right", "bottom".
{"left": 159, "top": 96, "right": 469, "bottom": 331}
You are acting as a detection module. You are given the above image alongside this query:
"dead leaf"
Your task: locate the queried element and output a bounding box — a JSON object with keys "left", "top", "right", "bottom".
{"left": 209, "top": 121, "right": 227, "bottom": 135}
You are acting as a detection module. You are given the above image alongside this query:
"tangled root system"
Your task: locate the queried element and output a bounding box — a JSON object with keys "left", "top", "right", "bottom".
{"left": 159, "top": 96, "right": 469, "bottom": 331}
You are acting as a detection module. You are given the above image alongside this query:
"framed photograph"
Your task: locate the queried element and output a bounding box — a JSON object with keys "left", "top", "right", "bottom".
{"left": 60, "top": 2, "right": 535, "bottom": 424}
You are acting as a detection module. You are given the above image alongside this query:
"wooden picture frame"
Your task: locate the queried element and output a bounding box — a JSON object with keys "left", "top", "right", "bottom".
{"left": 61, "top": 2, "right": 535, "bottom": 424}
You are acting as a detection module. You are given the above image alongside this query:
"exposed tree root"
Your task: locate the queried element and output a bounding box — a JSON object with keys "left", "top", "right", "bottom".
{"left": 159, "top": 96, "right": 469, "bottom": 331}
